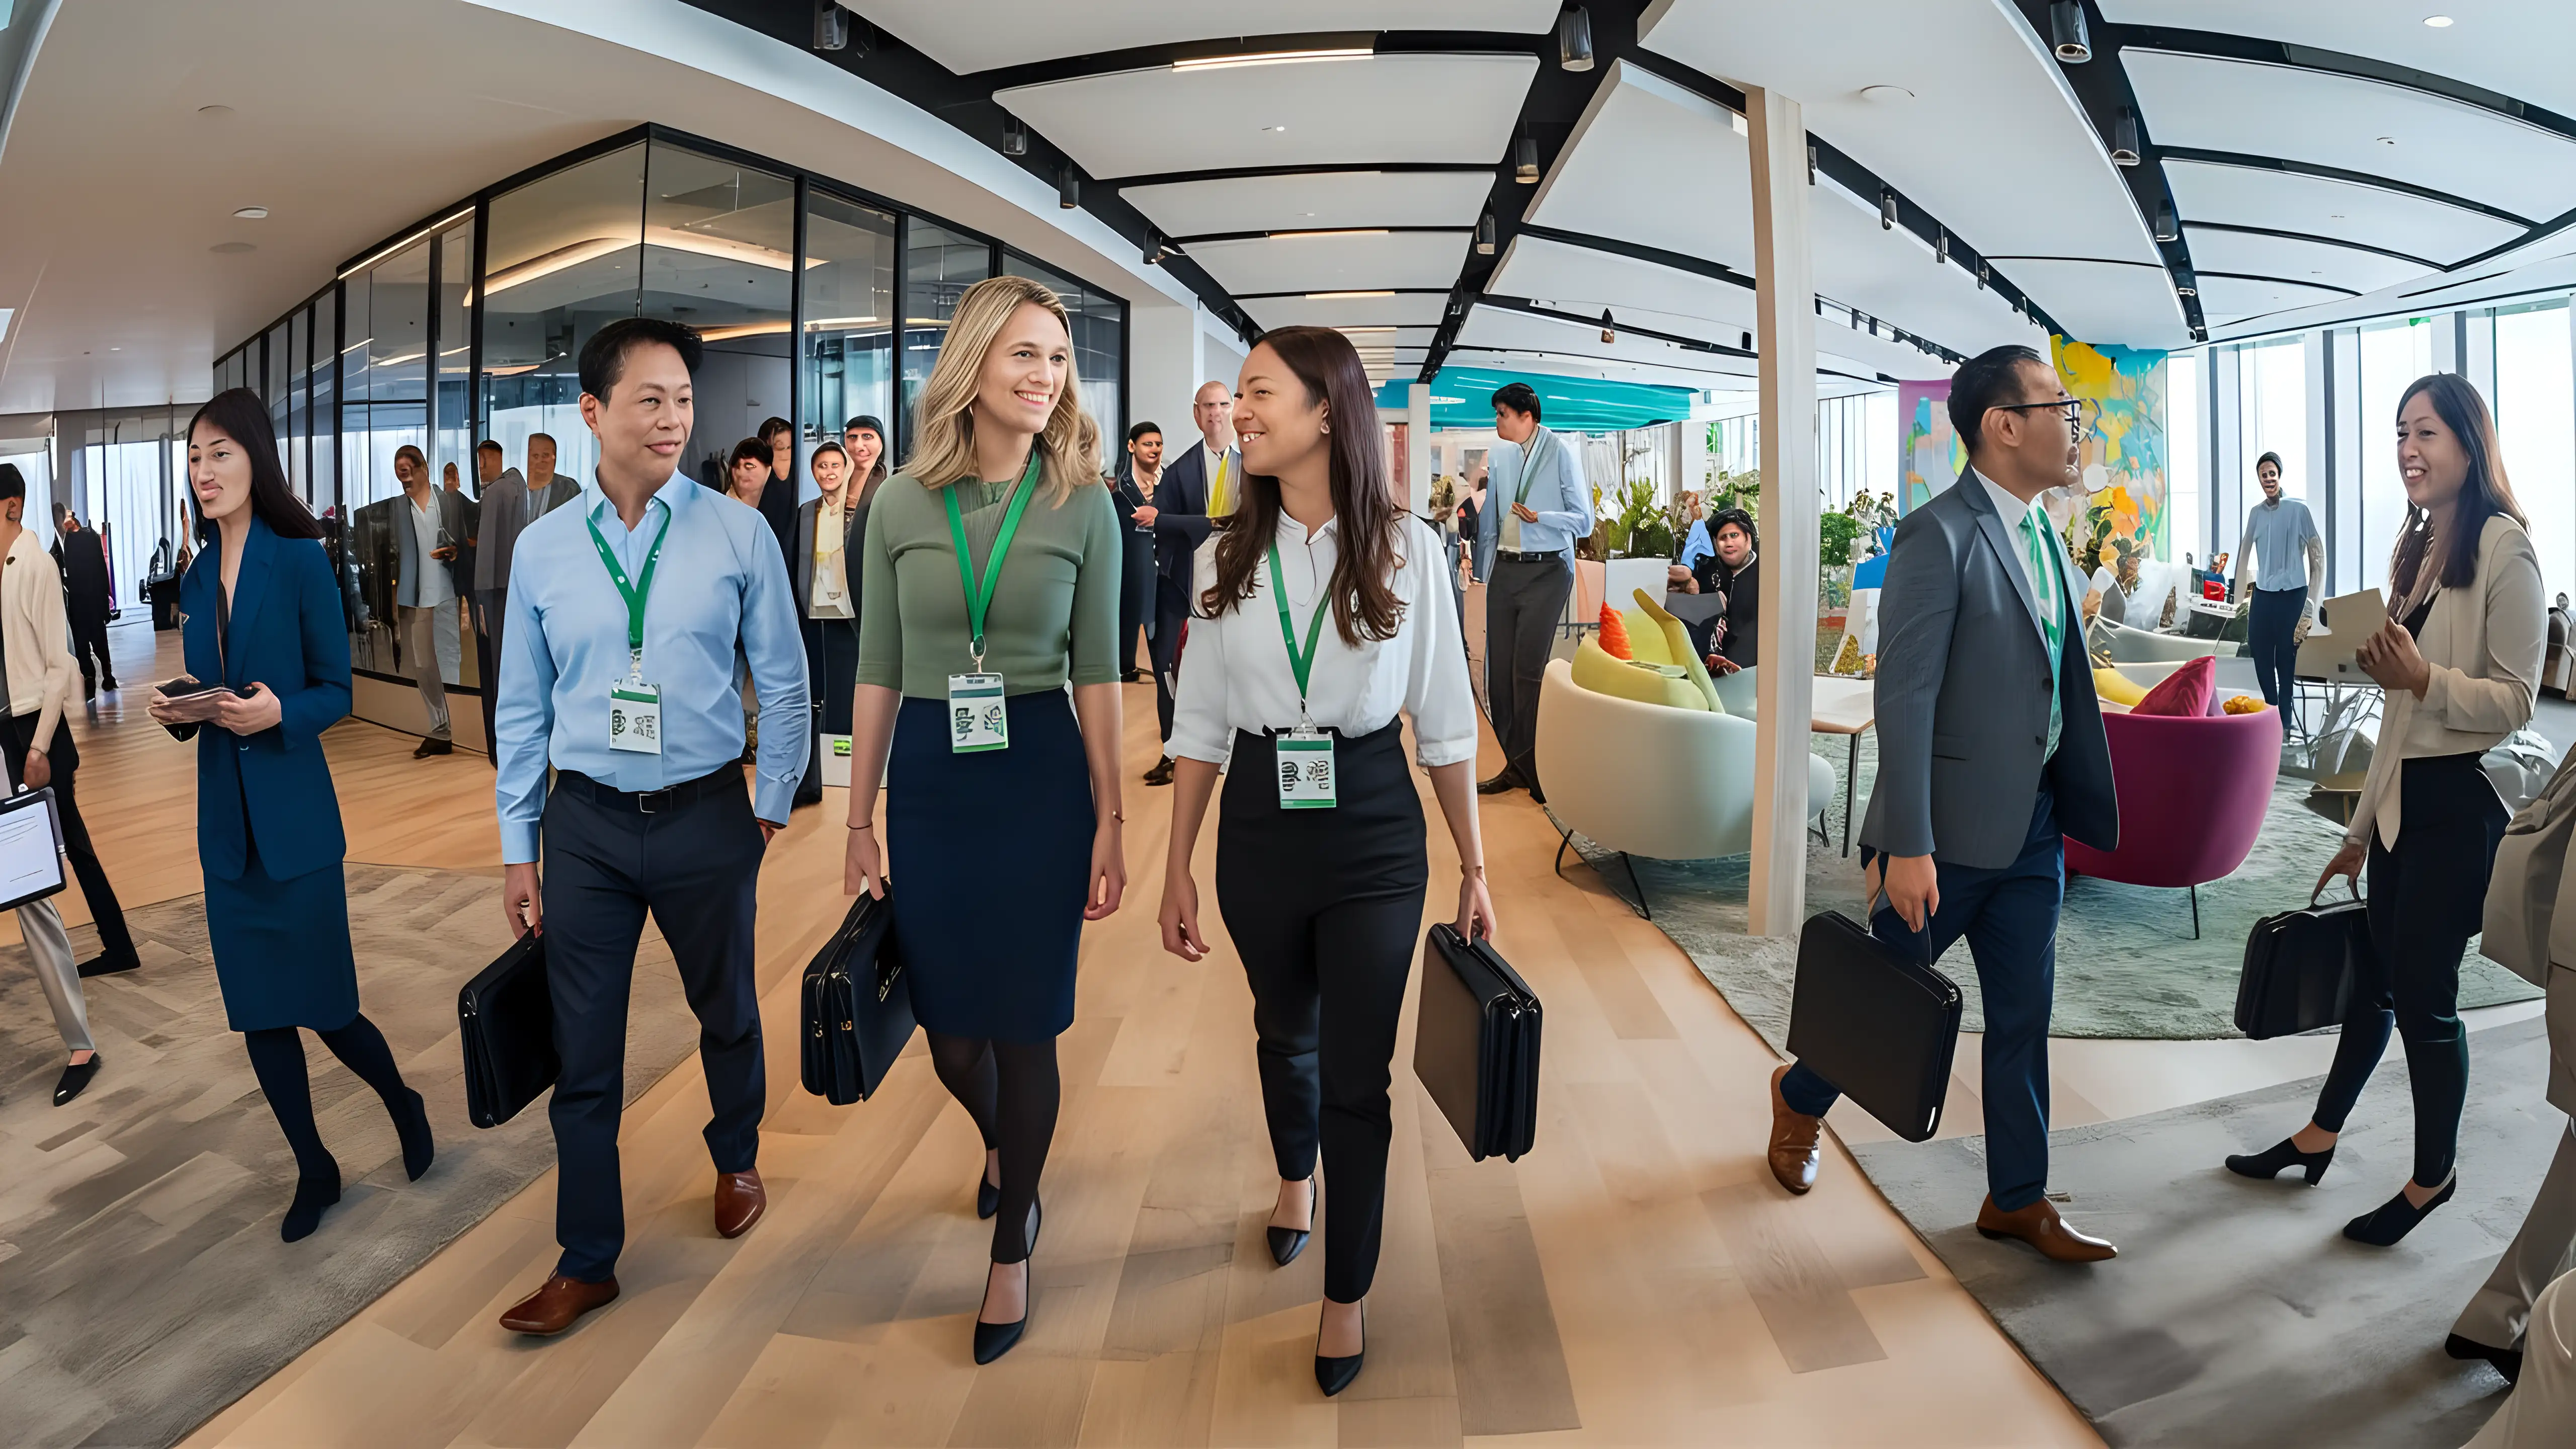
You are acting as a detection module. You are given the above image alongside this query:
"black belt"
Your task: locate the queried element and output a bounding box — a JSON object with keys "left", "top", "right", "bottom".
{"left": 1495, "top": 549, "right": 1566, "bottom": 564}
{"left": 556, "top": 766, "right": 739, "bottom": 815}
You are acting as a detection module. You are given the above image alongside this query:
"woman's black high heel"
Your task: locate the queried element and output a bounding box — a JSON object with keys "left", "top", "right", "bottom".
{"left": 972, "top": 1197, "right": 1042, "bottom": 1365}
{"left": 282, "top": 1162, "right": 342, "bottom": 1243}
{"left": 1314, "top": 1302, "right": 1365, "bottom": 1397}
{"left": 1268, "top": 1177, "right": 1315, "bottom": 1267}
{"left": 976, "top": 1160, "right": 1001, "bottom": 1220}
{"left": 2224, "top": 1137, "right": 2335, "bottom": 1185}
{"left": 2344, "top": 1176, "right": 2455, "bottom": 1246}
{"left": 393, "top": 1088, "right": 436, "bottom": 1181}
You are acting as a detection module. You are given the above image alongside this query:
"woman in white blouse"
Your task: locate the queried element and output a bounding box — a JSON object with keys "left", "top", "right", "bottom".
{"left": 1158, "top": 326, "right": 1494, "bottom": 1398}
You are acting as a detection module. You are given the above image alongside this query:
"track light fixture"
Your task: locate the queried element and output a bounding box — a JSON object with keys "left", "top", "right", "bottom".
{"left": 1475, "top": 213, "right": 1496, "bottom": 255}
{"left": 2049, "top": 1, "right": 2092, "bottom": 63}
{"left": 1806, "top": 144, "right": 1817, "bottom": 185}
{"left": 1515, "top": 136, "right": 1540, "bottom": 183}
{"left": 2111, "top": 108, "right": 2141, "bottom": 166}
{"left": 1936, "top": 230, "right": 1949, "bottom": 265}
{"left": 1558, "top": 8, "right": 1595, "bottom": 71}
{"left": 1001, "top": 118, "right": 1028, "bottom": 157}
{"left": 1879, "top": 188, "right": 1897, "bottom": 230}
{"left": 2176, "top": 284, "right": 2196, "bottom": 296}
{"left": 1059, "top": 168, "right": 1079, "bottom": 210}
{"left": 2154, "top": 200, "right": 2179, "bottom": 242}
{"left": 1977, "top": 262, "right": 1989, "bottom": 290}
{"left": 1599, "top": 309, "right": 1616, "bottom": 345}
{"left": 1740, "top": 331, "right": 1752, "bottom": 351}
{"left": 813, "top": 1, "right": 851, "bottom": 51}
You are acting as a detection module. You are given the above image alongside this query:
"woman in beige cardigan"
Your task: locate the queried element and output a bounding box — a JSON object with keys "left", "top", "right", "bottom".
{"left": 2226, "top": 373, "right": 2545, "bottom": 1246}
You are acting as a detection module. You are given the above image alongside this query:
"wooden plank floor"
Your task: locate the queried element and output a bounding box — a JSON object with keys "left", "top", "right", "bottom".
{"left": 55, "top": 623, "right": 2097, "bottom": 1447}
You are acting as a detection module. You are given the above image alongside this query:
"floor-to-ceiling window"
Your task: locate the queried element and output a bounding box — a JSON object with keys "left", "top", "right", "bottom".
{"left": 1002, "top": 251, "right": 1126, "bottom": 447}
{"left": 643, "top": 143, "right": 795, "bottom": 491}
{"left": 904, "top": 223, "right": 992, "bottom": 433}
{"left": 2357, "top": 317, "right": 2437, "bottom": 580}
{"left": 2493, "top": 299, "right": 2574, "bottom": 603}
{"left": 801, "top": 190, "right": 899, "bottom": 467}
{"left": 2238, "top": 338, "right": 2311, "bottom": 512}
{"left": 2168, "top": 351, "right": 2204, "bottom": 566}
{"left": 478, "top": 141, "right": 646, "bottom": 494}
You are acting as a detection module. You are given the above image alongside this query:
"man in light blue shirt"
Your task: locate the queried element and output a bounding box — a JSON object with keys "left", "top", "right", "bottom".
{"left": 1477, "top": 381, "right": 1594, "bottom": 800}
{"left": 2232, "top": 451, "right": 2324, "bottom": 708}
{"left": 489, "top": 317, "right": 808, "bottom": 1339}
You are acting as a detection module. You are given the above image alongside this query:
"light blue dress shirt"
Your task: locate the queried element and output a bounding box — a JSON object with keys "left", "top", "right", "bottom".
{"left": 493, "top": 471, "right": 810, "bottom": 863}
{"left": 1477, "top": 425, "right": 1594, "bottom": 562}
{"left": 1679, "top": 518, "right": 1714, "bottom": 572}
{"left": 2237, "top": 496, "right": 2321, "bottom": 594}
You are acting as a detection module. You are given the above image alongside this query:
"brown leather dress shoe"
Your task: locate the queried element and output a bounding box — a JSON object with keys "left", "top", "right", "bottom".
{"left": 499, "top": 1273, "right": 620, "bottom": 1335}
{"left": 1975, "top": 1195, "right": 2117, "bottom": 1262}
{"left": 1766, "top": 1065, "right": 1822, "bottom": 1195}
{"left": 714, "top": 1169, "right": 767, "bottom": 1239}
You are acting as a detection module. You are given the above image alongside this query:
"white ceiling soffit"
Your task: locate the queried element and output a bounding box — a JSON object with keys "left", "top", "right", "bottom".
{"left": 1237, "top": 292, "right": 1451, "bottom": 331}
{"left": 1120, "top": 170, "right": 1493, "bottom": 238}
{"left": 1184, "top": 230, "right": 1471, "bottom": 297}
{"left": 2203, "top": 236, "right": 2576, "bottom": 343}
{"left": 2094, "top": 1, "right": 2576, "bottom": 121}
{"left": 1459, "top": 304, "right": 1900, "bottom": 386}
{"left": 1526, "top": 61, "right": 1753, "bottom": 273}
{"left": 1638, "top": 0, "right": 2169, "bottom": 286}
{"left": 2181, "top": 224, "right": 2413, "bottom": 296}
{"left": 1980, "top": 257, "right": 2193, "bottom": 347}
{"left": 993, "top": 53, "right": 1538, "bottom": 181}
{"left": 1806, "top": 170, "right": 2061, "bottom": 357}
{"left": 2194, "top": 274, "right": 2357, "bottom": 326}
{"left": 849, "top": 1, "right": 1557, "bottom": 75}
{"left": 2123, "top": 49, "right": 2576, "bottom": 222}
{"left": 2161, "top": 158, "right": 2523, "bottom": 267}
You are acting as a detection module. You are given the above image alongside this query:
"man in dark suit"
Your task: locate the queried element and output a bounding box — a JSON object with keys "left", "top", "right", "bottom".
{"left": 52, "top": 504, "right": 115, "bottom": 697}
{"left": 1143, "top": 381, "right": 1239, "bottom": 786}
{"left": 1764, "top": 345, "right": 2121, "bottom": 1263}
{"left": 1112, "top": 421, "right": 1164, "bottom": 684}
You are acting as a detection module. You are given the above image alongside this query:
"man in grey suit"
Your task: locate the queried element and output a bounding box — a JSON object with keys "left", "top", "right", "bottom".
{"left": 392, "top": 444, "right": 471, "bottom": 757}
{"left": 1764, "top": 345, "right": 2122, "bottom": 1262}
{"left": 473, "top": 433, "right": 578, "bottom": 709}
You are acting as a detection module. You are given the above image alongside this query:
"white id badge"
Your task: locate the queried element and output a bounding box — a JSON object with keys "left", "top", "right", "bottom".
{"left": 1276, "top": 729, "right": 1336, "bottom": 809}
{"left": 947, "top": 673, "right": 1009, "bottom": 753}
{"left": 609, "top": 681, "right": 663, "bottom": 755}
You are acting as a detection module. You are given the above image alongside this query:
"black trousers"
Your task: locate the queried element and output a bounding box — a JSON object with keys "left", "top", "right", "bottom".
{"left": 542, "top": 767, "right": 767, "bottom": 1281}
{"left": 2250, "top": 585, "right": 2306, "bottom": 709}
{"left": 1120, "top": 530, "right": 1155, "bottom": 676}
{"left": 68, "top": 608, "right": 112, "bottom": 686}
{"left": 0, "top": 711, "right": 135, "bottom": 964}
{"left": 1485, "top": 554, "right": 1573, "bottom": 790}
{"left": 1214, "top": 722, "right": 1426, "bottom": 1304}
{"left": 796, "top": 615, "right": 860, "bottom": 805}
{"left": 1153, "top": 573, "right": 1190, "bottom": 745}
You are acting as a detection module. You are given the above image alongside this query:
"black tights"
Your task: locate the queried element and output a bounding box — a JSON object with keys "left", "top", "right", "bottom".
{"left": 243, "top": 1015, "right": 412, "bottom": 1179}
{"left": 924, "top": 1029, "right": 1059, "bottom": 1263}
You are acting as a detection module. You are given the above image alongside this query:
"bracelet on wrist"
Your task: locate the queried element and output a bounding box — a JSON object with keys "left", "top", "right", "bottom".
{"left": 848, "top": 822, "right": 874, "bottom": 832}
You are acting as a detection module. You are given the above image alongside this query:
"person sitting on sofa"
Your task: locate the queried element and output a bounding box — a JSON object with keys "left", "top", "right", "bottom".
{"left": 1675, "top": 508, "right": 1758, "bottom": 673}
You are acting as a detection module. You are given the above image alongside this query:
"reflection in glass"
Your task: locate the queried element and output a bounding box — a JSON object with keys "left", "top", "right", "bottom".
{"left": 2358, "top": 318, "right": 2435, "bottom": 575}
{"left": 1002, "top": 252, "right": 1123, "bottom": 443}
{"left": 481, "top": 141, "right": 645, "bottom": 495}
{"left": 641, "top": 144, "right": 794, "bottom": 504}
{"left": 435, "top": 216, "right": 481, "bottom": 687}
{"left": 2496, "top": 301, "right": 2573, "bottom": 601}
{"left": 2168, "top": 352, "right": 2203, "bottom": 563}
{"left": 801, "top": 190, "right": 897, "bottom": 466}
{"left": 342, "top": 234, "right": 432, "bottom": 683}
{"left": 904, "top": 224, "right": 992, "bottom": 439}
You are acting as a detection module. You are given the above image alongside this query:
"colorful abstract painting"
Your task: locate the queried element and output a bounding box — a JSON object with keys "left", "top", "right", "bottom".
{"left": 1897, "top": 379, "right": 1962, "bottom": 513}
{"left": 2049, "top": 336, "right": 2170, "bottom": 562}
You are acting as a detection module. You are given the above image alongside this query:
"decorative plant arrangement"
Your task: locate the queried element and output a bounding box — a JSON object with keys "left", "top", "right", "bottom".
{"left": 1590, "top": 478, "right": 1675, "bottom": 560}
{"left": 2059, "top": 485, "right": 2147, "bottom": 594}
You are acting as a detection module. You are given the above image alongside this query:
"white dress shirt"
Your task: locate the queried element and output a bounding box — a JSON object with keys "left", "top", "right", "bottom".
{"left": 1170, "top": 512, "right": 1478, "bottom": 769}
{"left": 408, "top": 493, "right": 455, "bottom": 608}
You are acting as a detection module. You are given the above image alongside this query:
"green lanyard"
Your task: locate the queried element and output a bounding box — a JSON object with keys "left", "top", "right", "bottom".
{"left": 942, "top": 451, "right": 1042, "bottom": 669}
{"left": 1513, "top": 428, "right": 1551, "bottom": 508}
{"left": 1265, "top": 544, "right": 1330, "bottom": 717}
{"left": 584, "top": 505, "right": 673, "bottom": 677}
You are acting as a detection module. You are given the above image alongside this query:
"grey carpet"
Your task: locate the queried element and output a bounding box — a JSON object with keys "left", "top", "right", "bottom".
{"left": 1565, "top": 727, "right": 2542, "bottom": 1044}
{"left": 0, "top": 865, "right": 701, "bottom": 1449}
{"left": 1847, "top": 1013, "right": 2559, "bottom": 1448}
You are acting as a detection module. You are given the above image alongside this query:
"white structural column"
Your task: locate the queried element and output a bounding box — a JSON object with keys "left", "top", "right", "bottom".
{"left": 1745, "top": 85, "right": 1819, "bottom": 938}
{"left": 1407, "top": 381, "right": 1432, "bottom": 513}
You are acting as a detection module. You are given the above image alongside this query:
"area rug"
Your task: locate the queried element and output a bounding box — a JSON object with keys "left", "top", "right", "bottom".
{"left": 0, "top": 865, "right": 701, "bottom": 1449}
{"left": 1846, "top": 1013, "right": 2559, "bottom": 1448}
{"left": 1564, "top": 728, "right": 2542, "bottom": 1044}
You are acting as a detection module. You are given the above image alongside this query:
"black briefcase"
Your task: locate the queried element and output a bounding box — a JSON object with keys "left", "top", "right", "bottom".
{"left": 800, "top": 890, "right": 914, "bottom": 1105}
{"left": 1413, "top": 923, "right": 1542, "bottom": 1162}
{"left": 1785, "top": 910, "right": 1962, "bottom": 1143}
{"left": 2236, "top": 886, "right": 2371, "bottom": 1039}
{"left": 459, "top": 930, "right": 557, "bottom": 1129}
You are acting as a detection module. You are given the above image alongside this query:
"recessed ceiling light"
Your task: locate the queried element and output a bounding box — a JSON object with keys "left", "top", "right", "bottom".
{"left": 110, "top": 346, "right": 121, "bottom": 351}
{"left": 1262, "top": 124, "right": 1288, "bottom": 133}
{"left": 233, "top": 205, "right": 269, "bottom": 220}
{"left": 2378, "top": 135, "right": 2398, "bottom": 145}
{"left": 210, "top": 241, "right": 255, "bottom": 254}
{"left": 2424, "top": 15, "right": 2454, "bottom": 28}
{"left": 1860, "top": 85, "right": 1913, "bottom": 103}
{"left": 2328, "top": 213, "right": 2346, "bottom": 220}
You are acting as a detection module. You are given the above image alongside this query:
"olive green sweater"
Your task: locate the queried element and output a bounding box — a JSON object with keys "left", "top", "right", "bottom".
{"left": 855, "top": 470, "right": 1122, "bottom": 697}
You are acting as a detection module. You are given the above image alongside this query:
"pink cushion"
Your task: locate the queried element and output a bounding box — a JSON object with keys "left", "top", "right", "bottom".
{"left": 2131, "top": 656, "right": 2214, "bottom": 717}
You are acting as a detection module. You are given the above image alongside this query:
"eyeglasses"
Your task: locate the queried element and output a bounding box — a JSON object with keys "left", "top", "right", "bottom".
{"left": 1988, "top": 397, "right": 2097, "bottom": 438}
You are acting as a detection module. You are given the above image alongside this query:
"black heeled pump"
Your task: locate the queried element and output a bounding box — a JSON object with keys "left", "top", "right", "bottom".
{"left": 976, "top": 1160, "right": 1001, "bottom": 1221}
{"left": 1268, "top": 1177, "right": 1315, "bottom": 1267}
{"left": 2224, "top": 1136, "right": 2336, "bottom": 1185}
{"left": 393, "top": 1088, "right": 436, "bottom": 1181}
{"left": 972, "top": 1198, "right": 1042, "bottom": 1365}
{"left": 2344, "top": 1176, "right": 2455, "bottom": 1246}
{"left": 1314, "top": 1302, "right": 1365, "bottom": 1397}
{"left": 282, "top": 1162, "right": 342, "bottom": 1243}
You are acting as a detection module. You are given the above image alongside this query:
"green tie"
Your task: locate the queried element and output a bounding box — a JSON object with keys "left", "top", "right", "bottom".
{"left": 2017, "top": 505, "right": 2064, "bottom": 760}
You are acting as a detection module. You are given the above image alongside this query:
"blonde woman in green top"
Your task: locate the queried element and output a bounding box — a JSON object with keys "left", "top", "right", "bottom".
{"left": 842, "top": 273, "right": 1126, "bottom": 1364}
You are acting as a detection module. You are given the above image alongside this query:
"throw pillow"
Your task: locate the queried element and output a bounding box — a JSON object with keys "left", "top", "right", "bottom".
{"left": 1571, "top": 637, "right": 1708, "bottom": 710}
{"left": 2092, "top": 666, "right": 2149, "bottom": 707}
{"left": 1597, "top": 604, "right": 1633, "bottom": 659}
{"left": 1623, "top": 608, "right": 1675, "bottom": 665}
{"left": 2132, "top": 655, "right": 2216, "bottom": 717}
{"left": 1631, "top": 588, "right": 1722, "bottom": 711}
{"left": 2223, "top": 694, "right": 2267, "bottom": 715}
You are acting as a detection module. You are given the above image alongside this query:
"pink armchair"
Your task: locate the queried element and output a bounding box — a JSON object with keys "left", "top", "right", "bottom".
{"left": 2064, "top": 705, "right": 2282, "bottom": 937}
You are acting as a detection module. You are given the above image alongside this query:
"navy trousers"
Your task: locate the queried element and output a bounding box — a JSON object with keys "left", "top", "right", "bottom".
{"left": 2250, "top": 585, "right": 2306, "bottom": 709}
{"left": 542, "top": 769, "right": 767, "bottom": 1282}
{"left": 1781, "top": 788, "right": 2066, "bottom": 1213}
{"left": 1153, "top": 573, "right": 1190, "bottom": 743}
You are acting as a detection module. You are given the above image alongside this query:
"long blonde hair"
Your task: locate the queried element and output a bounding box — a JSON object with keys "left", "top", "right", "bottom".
{"left": 902, "top": 274, "right": 1101, "bottom": 506}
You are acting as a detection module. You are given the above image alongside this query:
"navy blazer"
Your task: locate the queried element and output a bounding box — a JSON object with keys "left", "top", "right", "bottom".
{"left": 174, "top": 517, "right": 353, "bottom": 882}
{"left": 1150, "top": 443, "right": 1238, "bottom": 583}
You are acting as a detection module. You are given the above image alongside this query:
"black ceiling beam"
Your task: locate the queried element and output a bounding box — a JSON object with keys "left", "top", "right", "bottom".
{"left": 2180, "top": 220, "right": 2444, "bottom": 271}
{"left": 974, "top": 29, "right": 1536, "bottom": 93}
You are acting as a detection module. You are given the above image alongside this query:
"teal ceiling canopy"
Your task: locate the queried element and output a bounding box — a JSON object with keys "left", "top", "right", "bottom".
{"left": 1374, "top": 368, "right": 1695, "bottom": 433}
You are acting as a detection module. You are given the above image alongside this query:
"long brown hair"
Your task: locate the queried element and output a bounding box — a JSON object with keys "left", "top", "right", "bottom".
{"left": 2390, "top": 372, "right": 2526, "bottom": 598}
{"left": 1200, "top": 327, "right": 1405, "bottom": 646}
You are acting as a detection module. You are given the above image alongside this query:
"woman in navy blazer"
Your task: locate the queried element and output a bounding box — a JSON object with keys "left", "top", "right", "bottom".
{"left": 148, "top": 389, "right": 433, "bottom": 1242}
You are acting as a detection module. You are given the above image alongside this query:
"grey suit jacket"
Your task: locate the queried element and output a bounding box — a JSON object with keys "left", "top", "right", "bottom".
{"left": 1858, "top": 467, "right": 2117, "bottom": 869}
{"left": 393, "top": 487, "right": 471, "bottom": 609}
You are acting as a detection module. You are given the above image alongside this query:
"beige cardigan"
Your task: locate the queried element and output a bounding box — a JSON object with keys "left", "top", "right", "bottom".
{"left": 0, "top": 528, "right": 74, "bottom": 754}
{"left": 2347, "top": 513, "right": 2545, "bottom": 851}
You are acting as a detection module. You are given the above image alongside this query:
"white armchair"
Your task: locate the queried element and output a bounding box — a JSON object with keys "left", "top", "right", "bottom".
{"left": 1536, "top": 661, "right": 1833, "bottom": 918}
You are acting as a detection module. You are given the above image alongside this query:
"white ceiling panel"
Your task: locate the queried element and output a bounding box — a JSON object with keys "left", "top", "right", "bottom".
{"left": 994, "top": 53, "right": 1537, "bottom": 180}
{"left": 1641, "top": 0, "right": 2166, "bottom": 272}
{"left": 2096, "top": 2, "right": 2576, "bottom": 120}
{"left": 1806, "top": 172, "right": 2072, "bottom": 356}
{"left": 2123, "top": 49, "right": 2576, "bottom": 222}
{"left": 1981, "top": 258, "right": 2195, "bottom": 347}
{"left": 2194, "top": 274, "right": 2356, "bottom": 325}
{"left": 1120, "top": 170, "right": 1493, "bottom": 238}
{"left": 2181, "top": 225, "right": 2408, "bottom": 296}
{"left": 1238, "top": 292, "right": 1452, "bottom": 330}
{"left": 2162, "top": 158, "right": 2522, "bottom": 266}
{"left": 1456, "top": 305, "right": 1915, "bottom": 386}
{"left": 852, "top": 2, "right": 1557, "bottom": 75}
{"left": 1184, "top": 230, "right": 1471, "bottom": 296}
{"left": 1526, "top": 61, "right": 1755, "bottom": 273}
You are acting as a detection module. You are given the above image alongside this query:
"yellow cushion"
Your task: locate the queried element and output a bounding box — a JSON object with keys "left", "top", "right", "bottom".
{"left": 1621, "top": 607, "right": 1674, "bottom": 665}
{"left": 2093, "top": 666, "right": 2148, "bottom": 706}
{"left": 1632, "top": 589, "right": 1721, "bottom": 711}
{"left": 1572, "top": 637, "right": 1709, "bottom": 710}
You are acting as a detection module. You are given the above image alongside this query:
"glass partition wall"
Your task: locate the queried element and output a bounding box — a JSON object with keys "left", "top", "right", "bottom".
{"left": 214, "top": 125, "right": 1130, "bottom": 749}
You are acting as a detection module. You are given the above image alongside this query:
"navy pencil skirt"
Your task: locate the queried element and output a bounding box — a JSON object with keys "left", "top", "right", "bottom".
{"left": 886, "top": 689, "right": 1094, "bottom": 1042}
{"left": 206, "top": 836, "right": 360, "bottom": 1033}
